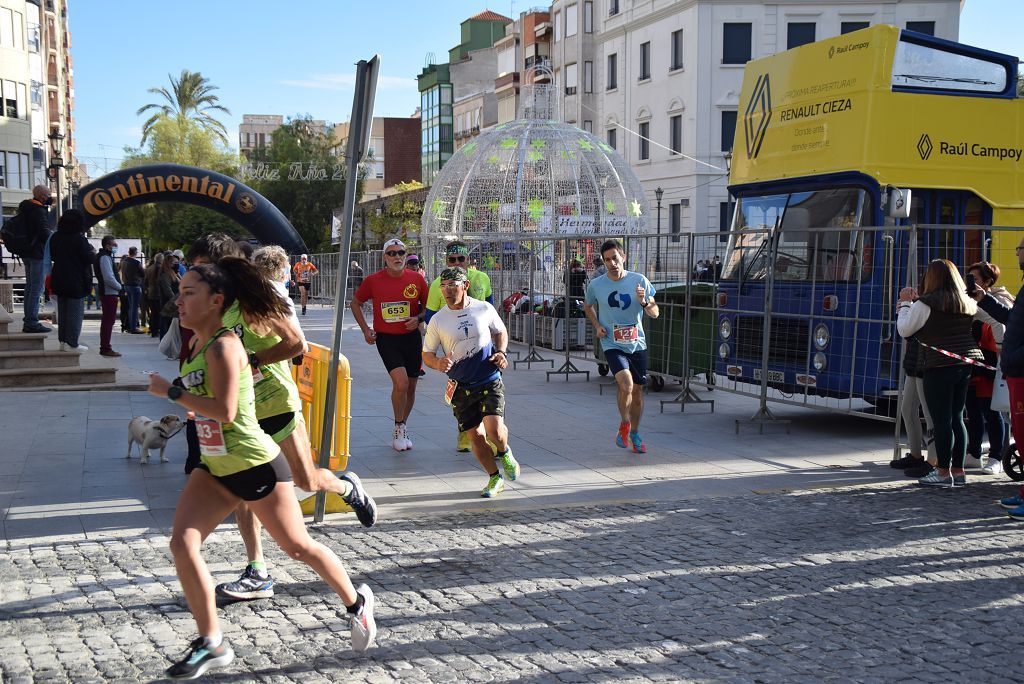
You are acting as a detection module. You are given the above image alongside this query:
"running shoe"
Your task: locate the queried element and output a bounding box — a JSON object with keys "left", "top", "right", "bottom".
{"left": 498, "top": 449, "right": 520, "bottom": 481}
{"left": 999, "top": 494, "right": 1024, "bottom": 509}
{"left": 457, "top": 430, "right": 472, "bottom": 453}
{"left": 615, "top": 421, "right": 629, "bottom": 449}
{"left": 890, "top": 453, "right": 922, "bottom": 469}
{"left": 481, "top": 473, "right": 504, "bottom": 498}
{"left": 917, "top": 470, "right": 954, "bottom": 488}
{"left": 350, "top": 584, "right": 377, "bottom": 652}
{"left": 341, "top": 471, "right": 378, "bottom": 528}
{"left": 215, "top": 565, "right": 274, "bottom": 600}
{"left": 166, "top": 637, "right": 234, "bottom": 680}
{"left": 630, "top": 430, "right": 646, "bottom": 454}
{"left": 952, "top": 472, "right": 967, "bottom": 487}
{"left": 399, "top": 422, "right": 413, "bottom": 451}
{"left": 964, "top": 454, "right": 984, "bottom": 469}
{"left": 1008, "top": 503, "right": 1024, "bottom": 521}
{"left": 392, "top": 424, "right": 407, "bottom": 452}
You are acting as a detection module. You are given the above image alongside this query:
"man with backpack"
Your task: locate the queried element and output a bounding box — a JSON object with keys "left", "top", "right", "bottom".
{"left": 4, "top": 185, "right": 56, "bottom": 333}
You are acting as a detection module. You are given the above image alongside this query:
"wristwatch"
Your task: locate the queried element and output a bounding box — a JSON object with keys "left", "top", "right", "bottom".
{"left": 248, "top": 351, "right": 260, "bottom": 368}
{"left": 167, "top": 385, "right": 184, "bottom": 403}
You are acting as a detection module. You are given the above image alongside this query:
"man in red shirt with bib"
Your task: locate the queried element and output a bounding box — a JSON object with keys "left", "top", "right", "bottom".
{"left": 350, "top": 238, "right": 429, "bottom": 451}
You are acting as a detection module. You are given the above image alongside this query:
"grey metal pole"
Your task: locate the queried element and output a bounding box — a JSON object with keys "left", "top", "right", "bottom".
{"left": 314, "top": 56, "right": 379, "bottom": 524}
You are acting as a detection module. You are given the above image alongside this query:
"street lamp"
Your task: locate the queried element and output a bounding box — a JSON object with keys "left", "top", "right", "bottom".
{"left": 654, "top": 186, "right": 663, "bottom": 273}
{"left": 723, "top": 148, "right": 733, "bottom": 241}
{"left": 47, "top": 129, "right": 65, "bottom": 219}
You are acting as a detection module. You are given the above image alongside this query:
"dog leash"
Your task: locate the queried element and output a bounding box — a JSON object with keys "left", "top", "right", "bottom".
{"left": 158, "top": 424, "right": 186, "bottom": 440}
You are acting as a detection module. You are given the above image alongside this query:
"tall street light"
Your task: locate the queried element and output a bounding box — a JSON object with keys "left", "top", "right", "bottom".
{"left": 654, "top": 186, "right": 664, "bottom": 273}
{"left": 723, "top": 148, "right": 733, "bottom": 245}
{"left": 47, "top": 129, "right": 65, "bottom": 219}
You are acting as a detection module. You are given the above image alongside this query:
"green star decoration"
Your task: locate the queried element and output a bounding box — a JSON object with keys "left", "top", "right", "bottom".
{"left": 527, "top": 149, "right": 544, "bottom": 163}
{"left": 560, "top": 149, "right": 577, "bottom": 160}
{"left": 530, "top": 139, "right": 546, "bottom": 150}
{"left": 464, "top": 206, "right": 476, "bottom": 220}
{"left": 433, "top": 199, "right": 445, "bottom": 217}
{"left": 487, "top": 154, "right": 500, "bottom": 165}
{"left": 605, "top": 200, "right": 617, "bottom": 214}
{"left": 528, "top": 198, "right": 545, "bottom": 221}
{"left": 488, "top": 199, "right": 500, "bottom": 213}
{"left": 598, "top": 141, "right": 614, "bottom": 153}
{"left": 500, "top": 137, "right": 517, "bottom": 149}
{"left": 577, "top": 139, "right": 594, "bottom": 151}
{"left": 463, "top": 141, "right": 477, "bottom": 155}
{"left": 628, "top": 199, "right": 643, "bottom": 217}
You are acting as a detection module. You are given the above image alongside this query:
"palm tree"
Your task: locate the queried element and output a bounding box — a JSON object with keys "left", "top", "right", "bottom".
{"left": 136, "top": 70, "right": 231, "bottom": 145}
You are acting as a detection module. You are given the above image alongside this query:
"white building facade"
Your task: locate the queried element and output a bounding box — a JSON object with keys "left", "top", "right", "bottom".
{"left": 547, "top": 0, "right": 962, "bottom": 252}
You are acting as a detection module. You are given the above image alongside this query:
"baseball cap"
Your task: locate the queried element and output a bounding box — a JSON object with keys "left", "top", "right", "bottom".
{"left": 171, "top": 249, "right": 184, "bottom": 259}
{"left": 382, "top": 238, "right": 406, "bottom": 252}
{"left": 406, "top": 253, "right": 419, "bottom": 262}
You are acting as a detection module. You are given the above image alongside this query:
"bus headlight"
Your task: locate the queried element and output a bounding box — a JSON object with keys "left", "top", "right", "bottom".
{"left": 813, "top": 324, "right": 830, "bottom": 350}
{"left": 719, "top": 317, "right": 732, "bottom": 340}
{"left": 813, "top": 352, "right": 827, "bottom": 371}
{"left": 719, "top": 343, "right": 730, "bottom": 359}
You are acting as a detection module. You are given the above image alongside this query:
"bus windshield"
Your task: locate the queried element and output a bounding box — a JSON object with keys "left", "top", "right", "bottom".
{"left": 723, "top": 188, "right": 873, "bottom": 281}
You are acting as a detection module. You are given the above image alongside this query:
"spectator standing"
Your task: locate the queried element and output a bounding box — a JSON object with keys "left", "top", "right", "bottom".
{"left": 94, "top": 236, "right": 123, "bottom": 357}
{"left": 897, "top": 259, "right": 983, "bottom": 487}
{"left": 157, "top": 250, "right": 181, "bottom": 339}
{"left": 145, "top": 253, "right": 164, "bottom": 338}
{"left": 120, "top": 246, "right": 145, "bottom": 334}
{"left": 567, "top": 258, "right": 587, "bottom": 299}
{"left": 18, "top": 184, "right": 54, "bottom": 333}
{"left": 173, "top": 249, "right": 186, "bottom": 276}
{"left": 348, "top": 260, "right": 364, "bottom": 292}
{"left": 48, "top": 209, "right": 94, "bottom": 352}
{"left": 593, "top": 254, "right": 607, "bottom": 277}
{"left": 890, "top": 334, "right": 936, "bottom": 477}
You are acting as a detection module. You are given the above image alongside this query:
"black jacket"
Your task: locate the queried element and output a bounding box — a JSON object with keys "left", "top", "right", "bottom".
{"left": 979, "top": 289, "right": 1024, "bottom": 376}
{"left": 49, "top": 231, "right": 96, "bottom": 298}
{"left": 16, "top": 198, "right": 51, "bottom": 260}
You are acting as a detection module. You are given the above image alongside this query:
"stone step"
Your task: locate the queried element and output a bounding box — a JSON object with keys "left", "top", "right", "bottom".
{"left": 0, "top": 349, "right": 81, "bottom": 369}
{"left": 3, "top": 380, "right": 149, "bottom": 392}
{"left": 0, "top": 321, "right": 8, "bottom": 335}
{"left": 0, "top": 366, "right": 116, "bottom": 388}
{"left": 0, "top": 332, "right": 48, "bottom": 352}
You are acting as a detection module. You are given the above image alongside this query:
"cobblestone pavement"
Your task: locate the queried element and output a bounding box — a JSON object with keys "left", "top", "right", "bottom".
{"left": 3, "top": 479, "right": 1023, "bottom": 683}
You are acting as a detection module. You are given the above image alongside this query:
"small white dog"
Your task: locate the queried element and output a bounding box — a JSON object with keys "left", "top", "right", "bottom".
{"left": 126, "top": 415, "right": 185, "bottom": 464}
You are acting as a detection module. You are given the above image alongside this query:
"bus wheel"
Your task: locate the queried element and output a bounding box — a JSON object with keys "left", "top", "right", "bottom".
{"left": 650, "top": 375, "right": 665, "bottom": 392}
{"left": 1003, "top": 444, "right": 1024, "bottom": 482}
{"left": 598, "top": 364, "right": 609, "bottom": 376}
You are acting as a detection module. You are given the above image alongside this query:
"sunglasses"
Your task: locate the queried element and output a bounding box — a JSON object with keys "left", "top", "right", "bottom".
{"left": 385, "top": 250, "right": 407, "bottom": 257}
{"left": 446, "top": 255, "right": 468, "bottom": 262}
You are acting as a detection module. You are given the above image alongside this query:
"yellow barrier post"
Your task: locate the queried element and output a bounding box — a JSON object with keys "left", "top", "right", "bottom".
{"left": 292, "top": 343, "right": 353, "bottom": 515}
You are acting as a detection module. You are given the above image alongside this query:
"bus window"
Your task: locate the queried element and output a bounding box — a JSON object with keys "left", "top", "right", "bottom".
{"left": 725, "top": 188, "right": 872, "bottom": 281}
{"left": 892, "top": 39, "right": 1008, "bottom": 94}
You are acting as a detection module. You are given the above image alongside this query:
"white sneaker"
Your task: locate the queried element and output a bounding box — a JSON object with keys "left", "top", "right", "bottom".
{"left": 964, "top": 454, "right": 984, "bottom": 469}
{"left": 59, "top": 342, "right": 66, "bottom": 351}
{"left": 349, "top": 584, "right": 376, "bottom": 652}
{"left": 399, "top": 423, "right": 413, "bottom": 451}
{"left": 71, "top": 344, "right": 88, "bottom": 352}
{"left": 392, "top": 425, "right": 407, "bottom": 452}
{"left": 982, "top": 456, "right": 1003, "bottom": 475}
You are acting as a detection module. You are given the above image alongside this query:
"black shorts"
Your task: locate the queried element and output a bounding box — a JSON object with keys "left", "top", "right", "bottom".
{"left": 297, "top": 281, "right": 311, "bottom": 291}
{"left": 451, "top": 378, "right": 505, "bottom": 432}
{"left": 196, "top": 452, "right": 293, "bottom": 501}
{"left": 604, "top": 348, "right": 648, "bottom": 385}
{"left": 376, "top": 330, "right": 422, "bottom": 378}
{"left": 258, "top": 412, "right": 297, "bottom": 443}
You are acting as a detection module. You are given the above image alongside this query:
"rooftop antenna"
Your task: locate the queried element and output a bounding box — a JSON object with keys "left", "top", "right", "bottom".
{"left": 425, "top": 51, "right": 435, "bottom": 67}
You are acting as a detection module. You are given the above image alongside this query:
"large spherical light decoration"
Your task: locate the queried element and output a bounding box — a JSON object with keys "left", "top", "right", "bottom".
{"left": 421, "top": 83, "right": 650, "bottom": 249}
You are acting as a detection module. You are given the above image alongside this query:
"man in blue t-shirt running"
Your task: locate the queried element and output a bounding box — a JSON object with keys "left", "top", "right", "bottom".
{"left": 584, "top": 239, "right": 659, "bottom": 454}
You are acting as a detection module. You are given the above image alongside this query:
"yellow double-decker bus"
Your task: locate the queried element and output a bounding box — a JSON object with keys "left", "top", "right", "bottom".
{"left": 718, "top": 25, "right": 1022, "bottom": 407}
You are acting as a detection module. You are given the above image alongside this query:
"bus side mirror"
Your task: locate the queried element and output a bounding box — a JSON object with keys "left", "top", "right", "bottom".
{"left": 887, "top": 188, "right": 912, "bottom": 219}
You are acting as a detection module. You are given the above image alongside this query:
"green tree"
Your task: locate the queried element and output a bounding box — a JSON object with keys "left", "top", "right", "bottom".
{"left": 137, "top": 70, "right": 231, "bottom": 145}
{"left": 249, "top": 116, "right": 359, "bottom": 252}
{"left": 107, "top": 115, "right": 240, "bottom": 250}
{"left": 367, "top": 181, "right": 424, "bottom": 247}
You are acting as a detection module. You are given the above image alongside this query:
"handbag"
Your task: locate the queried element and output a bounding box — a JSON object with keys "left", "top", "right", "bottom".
{"left": 158, "top": 317, "right": 182, "bottom": 359}
{"left": 991, "top": 365, "right": 1010, "bottom": 413}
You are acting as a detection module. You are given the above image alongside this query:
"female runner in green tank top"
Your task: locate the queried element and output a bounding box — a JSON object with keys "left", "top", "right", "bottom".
{"left": 147, "top": 258, "right": 377, "bottom": 680}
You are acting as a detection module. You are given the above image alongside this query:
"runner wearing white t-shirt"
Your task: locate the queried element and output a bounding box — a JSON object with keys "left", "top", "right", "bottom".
{"left": 422, "top": 267, "right": 520, "bottom": 498}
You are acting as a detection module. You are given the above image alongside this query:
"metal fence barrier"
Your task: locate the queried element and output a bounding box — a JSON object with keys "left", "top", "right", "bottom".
{"left": 300, "top": 224, "right": 1022, "bottom": 440}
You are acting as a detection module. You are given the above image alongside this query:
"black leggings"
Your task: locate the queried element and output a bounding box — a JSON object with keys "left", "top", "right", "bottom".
{"left": 922, "top": 365, "right": 972, "bottom": 469}
{"left": 966, "top": 386, "right": 1005, "bottom": 461}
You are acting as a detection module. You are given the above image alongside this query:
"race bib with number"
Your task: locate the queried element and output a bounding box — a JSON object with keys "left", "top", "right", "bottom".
{"left": 381, "top": 301, "right": 411, "bottom": 323}
{"left": 195, "top": 416, "right": 227, "bottom": 457}
{"left": 444, "top": 379, "right": 457, "bottom": 406}
{"left": 613, "top": 324, "right": 638, "bottom": 343}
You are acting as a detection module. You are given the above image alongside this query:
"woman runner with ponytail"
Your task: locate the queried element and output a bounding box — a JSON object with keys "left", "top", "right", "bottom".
{"left": 147, "top": 257, "right": 376, "bottom": 680}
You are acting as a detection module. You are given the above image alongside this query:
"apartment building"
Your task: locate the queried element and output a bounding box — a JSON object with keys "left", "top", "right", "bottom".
{"left": 546, "top": 0, "right": 961, "bottom": 242}
{"left": 238, "top": 114, "right": 283, "bottom": 158}
{"left": 494, "top": 9, "right": 552, "bottom": 125}
{"left": 0, "top": 0, "right": 75, "bottom": 216}
{"left": 417, "top": 10, "right": 510, "bottom": 184}
{"left": 333, "top": 116, "right": 421, "bottom": 201}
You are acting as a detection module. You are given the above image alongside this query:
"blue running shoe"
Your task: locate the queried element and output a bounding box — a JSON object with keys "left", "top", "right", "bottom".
{"left": 215, "top": 565, "right": 274, "bottom": 600}
{"left": 1008, "top": 503, "right": 1024, "bottom": 521}
{"left": 1000, "top": 494, "right": 1024, "bottom": 509}
{"left": 616, "top": 421, "right": 629, "bottom": 448}
{"left": 630, "top": 430, "right": 646, "bottom": 454}
{"left": 166, "top": 637, "right": 234, "bottom": 679}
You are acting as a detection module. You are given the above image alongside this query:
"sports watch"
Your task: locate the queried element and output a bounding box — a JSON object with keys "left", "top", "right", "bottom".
{"left": 167, "top": 385, "right": 184, "bottom": 403}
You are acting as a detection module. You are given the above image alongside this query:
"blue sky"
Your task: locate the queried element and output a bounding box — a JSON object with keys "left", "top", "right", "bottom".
{"left": 69, "top": 0, "right": 1017, "bottom": 180}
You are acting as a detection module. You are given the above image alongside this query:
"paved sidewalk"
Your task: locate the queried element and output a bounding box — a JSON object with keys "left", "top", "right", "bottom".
{"left": 1, "top": 304, "right": 1023, "bottom": 681}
